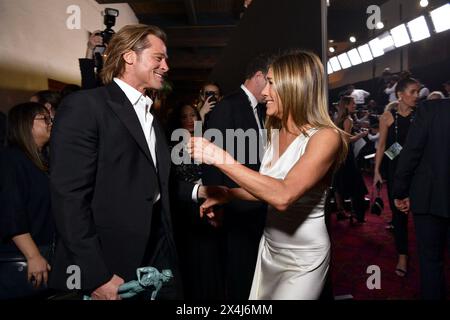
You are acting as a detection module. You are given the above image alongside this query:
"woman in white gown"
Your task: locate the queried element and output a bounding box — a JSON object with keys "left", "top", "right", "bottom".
{"left": 188, "top": 51, "right": 348, "bottom": 300}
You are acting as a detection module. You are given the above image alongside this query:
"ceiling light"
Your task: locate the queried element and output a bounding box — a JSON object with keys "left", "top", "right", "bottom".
{"left": 357, "top": 44, "right": 374, "bottom": 62}
{"left": 378, "top": 32, "right": 396, "bottom": 52}
{"left": 377, "top": 22, "right": 385, "bottom": 29}
{"left": 329, "top": 47, "right": 336, "bottom": 53}
{"left": 420, "top": 0, "right": 429, "bottom": 8}
{"left": 347, "top": 49, "right": 363, "bottom": 66}
{"left": 349, "top": 36, "right": 357, "bottom": 43}
{"left": 338, "top": 53, "right": 352, "bottom": 69}
{"left": 407, "top": 16, "right": 431, "bottom": 42}
{"left": 390, "top": 24, "right": 411, "bottom": 48}
{"left": 330, "top": 57, "right": 342, "bottom": 72}
{"left": 430, "top": 4, "right": 450, "bottom": 33}
{"left": 369, "top": 38, "right": 385, "bottom": 57}
{"left": 327, "top": 61, "right": 334, "bottom": 74}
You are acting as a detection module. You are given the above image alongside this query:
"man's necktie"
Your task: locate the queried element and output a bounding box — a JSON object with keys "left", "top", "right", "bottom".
{"left": 256, "top": 104, "right": 266, "bottom": 129}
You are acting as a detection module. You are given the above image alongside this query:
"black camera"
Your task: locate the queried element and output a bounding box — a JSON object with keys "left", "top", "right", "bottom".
{"left": 100, "top": 8, "right": 119, "bottom": 45}
{"left": 204, "top": 91, "right": 217, "bottom": 102}
{"left": 94, "top": 8, "right": 119, "bottom": 69}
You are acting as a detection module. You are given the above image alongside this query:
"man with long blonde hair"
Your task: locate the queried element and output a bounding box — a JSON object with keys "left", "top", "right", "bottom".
{"left": 49, "top": 24, "right": 208, "bottom": 300}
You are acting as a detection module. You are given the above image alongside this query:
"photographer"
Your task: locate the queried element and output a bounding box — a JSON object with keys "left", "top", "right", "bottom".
{"left": 78, "top": 9, "right": 119, "bottom": 89}
{"left": 196, "top": 82, "right": 221, "bottom": 123}
{"left": 79, "top": 31, "right": 104, "bottom": 89}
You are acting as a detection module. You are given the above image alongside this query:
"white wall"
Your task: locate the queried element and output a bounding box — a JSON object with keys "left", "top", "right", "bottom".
{"left": 0, "top": 0, "right": 138, "bottom": 111}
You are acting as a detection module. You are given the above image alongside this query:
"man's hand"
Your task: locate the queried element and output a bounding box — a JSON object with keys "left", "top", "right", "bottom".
{"left": 206, "top": 207, "right": 225, "bottom": 228}
{"left": 91, "top": 274, "right": 124, "bottom": 300}
{"left": 394, "top": 198, "right": 410, "bottom": 213}
{"left": 198, "top": 186, "right": 231, "bottom": 218}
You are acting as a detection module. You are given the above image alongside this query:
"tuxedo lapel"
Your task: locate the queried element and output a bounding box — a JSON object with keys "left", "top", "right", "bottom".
{"left": 238, "top": 89, "right": 260, "bottom": 131}
{"left": 237, "top": 89, "right": 266, "bottom": 162}
{"left": 105, "top": 83, "right": 157, "bottom": 171}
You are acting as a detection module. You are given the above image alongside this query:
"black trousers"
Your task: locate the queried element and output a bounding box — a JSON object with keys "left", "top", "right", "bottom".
{"left": 141, "top": 201, "right": 183, "bottom": 300}
{"left": 224, "top": 210, "right": 265, "bottom": 300}
{"left": 413, "top": 214, "right": 449, "bottom": 300}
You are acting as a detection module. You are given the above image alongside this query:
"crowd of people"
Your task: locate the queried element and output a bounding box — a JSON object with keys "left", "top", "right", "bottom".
{"left": 0, "top": 23, "right": 449, "bottom": 301}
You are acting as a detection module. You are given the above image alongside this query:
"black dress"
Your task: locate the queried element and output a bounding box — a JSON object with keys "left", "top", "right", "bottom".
{"left": 333, "top": 118, "right": 368, "bottom": 221}
{"left": 0, "top": 146, "right": 55, "bottom": 299}
{"left": 386, "top": 109, "right": 414, "bottom": 255}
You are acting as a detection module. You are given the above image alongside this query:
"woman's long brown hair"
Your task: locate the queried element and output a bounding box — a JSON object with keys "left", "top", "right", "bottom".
{"left": 7, "top": 102, "right": 50, "bottom": 172}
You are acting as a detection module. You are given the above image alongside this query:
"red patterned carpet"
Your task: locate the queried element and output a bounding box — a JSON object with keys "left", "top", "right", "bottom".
{"left": 330, "top": 176, "right": 450, "bottom": 300}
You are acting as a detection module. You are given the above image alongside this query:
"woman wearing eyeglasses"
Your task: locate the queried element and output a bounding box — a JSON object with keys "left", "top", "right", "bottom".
{"left": 0, "top": 102, "right": 55, "bottom": 299}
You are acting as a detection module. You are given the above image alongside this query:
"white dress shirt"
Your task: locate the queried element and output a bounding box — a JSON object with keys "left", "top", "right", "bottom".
{"left": 114, "top": 78, "right": 199, "bottom": 202}
{"left": 114, "top": 78, "right": 160, "bottom": 203}
{"left": 385, "top": 83, "right": 398, "bottom": 102}
{"left": 351, "top": 89, "right": 370, "bottom": 105}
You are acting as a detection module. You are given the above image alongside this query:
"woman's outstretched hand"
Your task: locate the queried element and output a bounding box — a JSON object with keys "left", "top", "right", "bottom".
{"left": 187, "top": 137, "right": 233, "bottom": 165}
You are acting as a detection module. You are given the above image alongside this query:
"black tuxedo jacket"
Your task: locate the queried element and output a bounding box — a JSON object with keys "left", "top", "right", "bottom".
{"left": 393, "top": 99, "right": 450, "bottom": 218}
{"left": 49, "top": 82, "right": 193, "bottom": 291}
{"left": 203, "top": 88, "right": 266, "bottom": 216}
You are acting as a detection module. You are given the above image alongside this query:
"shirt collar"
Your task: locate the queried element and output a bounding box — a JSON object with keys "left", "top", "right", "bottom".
{"left": 114, "top": 78, "right": 153, "bottom": 108}
{"left": 241, "top": 84, "right": 258, "bottom": 109}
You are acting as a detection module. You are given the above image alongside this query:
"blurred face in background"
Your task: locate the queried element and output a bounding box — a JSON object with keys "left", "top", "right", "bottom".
{"left": 444, "top": 83, "right": 450, "bottom": 95}
{"left": 30, "top": 95, "right": 56, "bottom": 118}
{"left": 180, "top": 104, "right": 198, "bottom": 134}
{"left": 32, "top": 111, "right": 52, "bottom": 149}
{"left": 346, "top": 98, "right": 356, "bottom": 114}
{"left": 253, "top": 71, "right": 268, "bottom": 104}
{"left": 398, "top": 83, "right": 420, "bottom": 108}
{"left": 201, "top": 84, "right": 221, "bottom": 102}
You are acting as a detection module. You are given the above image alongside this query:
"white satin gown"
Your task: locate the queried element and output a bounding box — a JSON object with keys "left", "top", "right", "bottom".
{"left": 249, "top": 128, "right": 330, "bottom": 300}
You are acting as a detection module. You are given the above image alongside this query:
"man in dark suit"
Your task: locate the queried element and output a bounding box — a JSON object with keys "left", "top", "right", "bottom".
{"left": 49, "top": 24, "right": 209, "bottom": 300}
{"left": 393, "top": 99, "right": 450, "bottom": 300}
{"left": 202, "top": 55, "right": 269, "bottom": 300}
